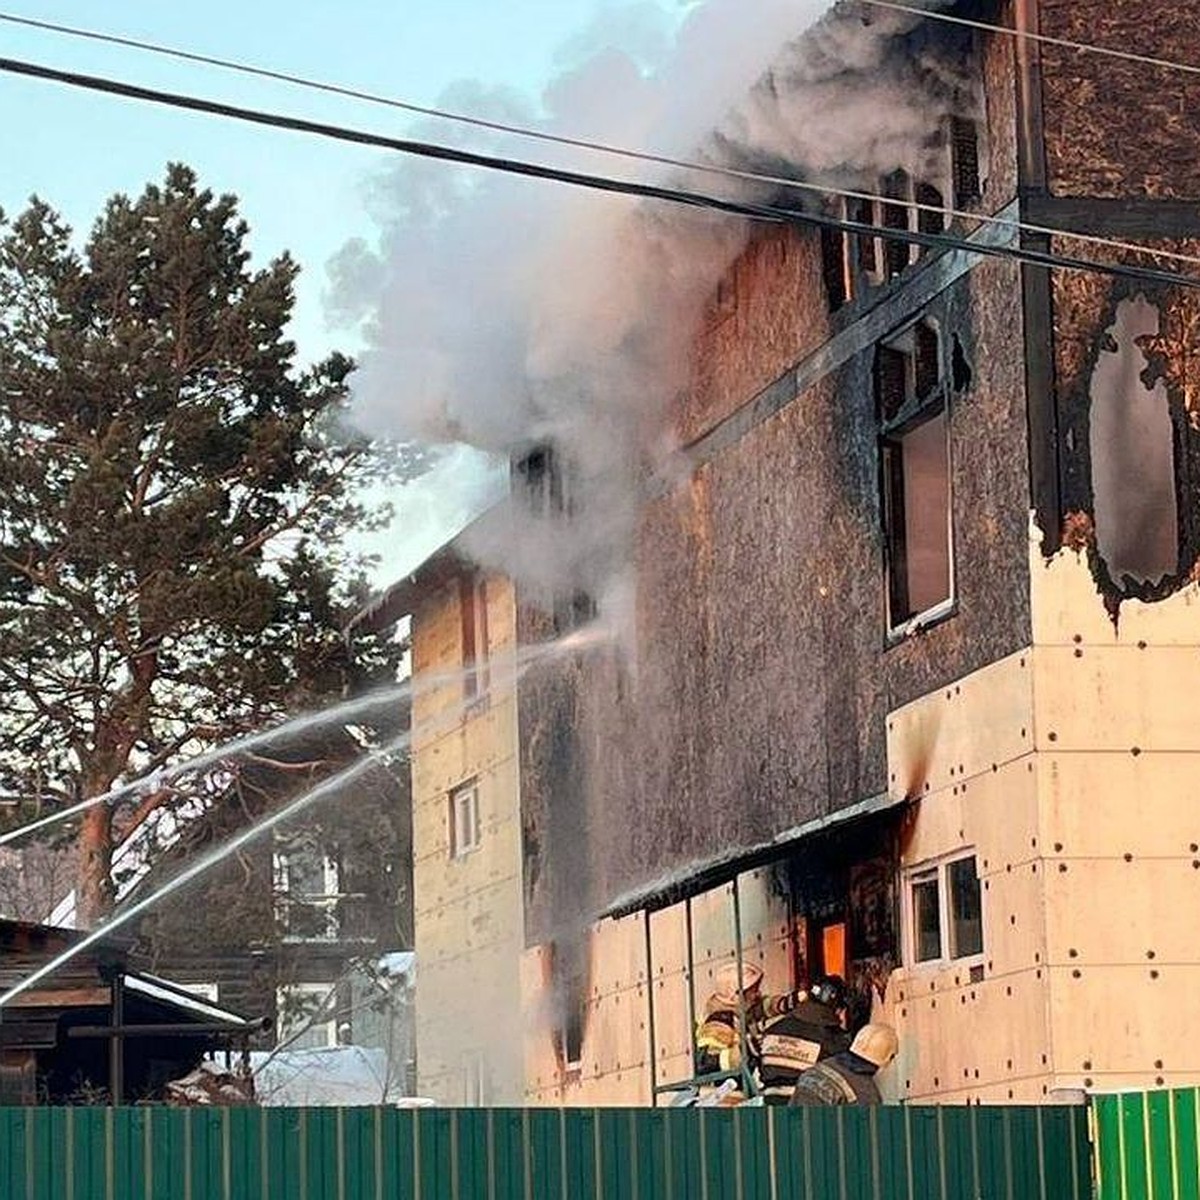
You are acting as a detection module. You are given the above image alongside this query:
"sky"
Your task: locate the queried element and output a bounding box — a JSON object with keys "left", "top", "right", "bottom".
{"left": 0, "top": 0, "right": 675, "bottom": 583}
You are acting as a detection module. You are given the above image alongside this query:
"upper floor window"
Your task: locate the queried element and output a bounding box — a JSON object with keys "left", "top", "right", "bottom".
{"left": 449, "top": 781, "right": 481, "bottom": 859}
{"left": 907, "top": 852, "right": 984, "bottom": 967}
{"left": 876, "top": 320, "right": 954, "bottom": 632}
{"left": 460, "top": 573, "right": 490, "bottom": 704}
{"left": 273, "top": 840, "right": 341, "bottom": 942}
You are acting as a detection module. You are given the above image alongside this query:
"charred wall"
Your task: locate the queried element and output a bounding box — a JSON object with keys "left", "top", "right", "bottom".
{"left": 521, "top": 243, "right": 1032, "bottom": 942}
{"left": 1038, "top": 0, "right": 1200, "bottom": 199}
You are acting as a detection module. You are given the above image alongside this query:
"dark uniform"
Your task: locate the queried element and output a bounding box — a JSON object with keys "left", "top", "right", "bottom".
{"left": 788, "top": 1051, "right": 883, "bottom": 1107}
{"left": 755, "top": 999, "right": 851, "bottom": 1105}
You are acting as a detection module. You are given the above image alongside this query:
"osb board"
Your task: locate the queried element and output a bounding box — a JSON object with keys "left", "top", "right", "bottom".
{"left": 979, "top": 860, "right": 1049, "bottom": 978}
{"left": 886, "top": 965, "right": 1052, "bottom": 1103}
{"left": 903, "top": 755, "right": 1039, "bottom": 874}
{"left": 414, "top": 873, "right": 523, "bottom": 959}
{"left": 412, "top": 817, "right": 522, "bottom": 910}
{"left": 1033, "top": 645, "right": 1200, "bottom": 752}
{"left": 1043, "top": 857, "right": 1200, "bottom": 971}
{"left": 1038, "top": 0, "right": 1200, "bottom": 198}
{"left": 1038, "top": 752, "right": 1200, "bottom": 860}
{"left": 411, "top": 755, "right": 521, "bottom": 867}
{"left": 587, "top": 915, "right": 648, "bottom": 999}
{"left": 887, "top": 650, "right": 1035, "bottom": 801}
{"left": 411, "top": 698, "right": 519, "bottom": 796}
{"left": 680, "top": 226, "right": 830, "bottom": 448}
{"left": 1047, "top": 963, "right": 1200, "bottom": 1082}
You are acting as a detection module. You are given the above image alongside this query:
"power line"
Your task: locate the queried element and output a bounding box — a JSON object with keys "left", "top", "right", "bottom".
{"left": 0, "top": 52, "right": 1196, "bottom": 294}
{"left": 861, "top": 0, "right": 1200, "bottom": 79}
{"left": 3, "top": 9, "right": 1200, "bottom": 272}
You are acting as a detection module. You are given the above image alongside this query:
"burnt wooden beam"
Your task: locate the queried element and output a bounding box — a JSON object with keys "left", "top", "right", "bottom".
{"left": 1022, "top": 195, "right": 1200, "bottom": 241}
{"left": 68, "top": 1018, "right": 269, "bottom": 1039}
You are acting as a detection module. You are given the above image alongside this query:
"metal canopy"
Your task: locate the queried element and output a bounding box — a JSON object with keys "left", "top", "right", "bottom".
{"left": 602, "top": 789, "right": 903, "bottom": 920}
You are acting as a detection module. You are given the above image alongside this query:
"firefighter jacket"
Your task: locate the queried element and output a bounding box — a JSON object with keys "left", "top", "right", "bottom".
{"left": 694, "top": 990, "right": 802, "bottom": 1077}
{"left": 788, "top": 1051, "right": 883, "bottom": 1108}
{"left": 755, "top": 1000, "right": 851, "bottom": 1105}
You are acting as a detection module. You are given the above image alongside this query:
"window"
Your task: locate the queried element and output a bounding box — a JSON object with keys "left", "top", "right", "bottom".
{"left": 907, "top": 854, "right": 983, "bottom": 966}
{"left": 876, "top": 321, "right": 953, "bottom": 631}
{"left": 449, "top": 782, "right": 481, "bottom": 858}
{"left": 276, "top": 983, "right": 339, "bottom": 1049}
{"left": 460, "top": 574, "right": 490, "bottom": 703}
{"left": 273, "top": 841, "right": 341, "bottom": 941}
{"left": 820, "top": 225, "right": 849, "bottom": 311}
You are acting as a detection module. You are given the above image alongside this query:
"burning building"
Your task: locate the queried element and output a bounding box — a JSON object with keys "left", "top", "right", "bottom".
{"left": 359, "top": 0, "right": 1200, "bottom": 1105}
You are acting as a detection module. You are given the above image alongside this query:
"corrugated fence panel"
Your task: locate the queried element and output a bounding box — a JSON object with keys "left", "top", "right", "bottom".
{"left": 1095, "top": 1088, "right": 1200, "bottom": 1200}
{"left": 0, "top": 1103, "right": 1093, "bottom": 1200}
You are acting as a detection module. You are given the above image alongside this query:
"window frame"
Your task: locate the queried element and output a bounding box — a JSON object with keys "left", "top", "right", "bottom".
{"left": 275, "top": 982, "right": 340, "bottom": 1049}
{"left": 449, "top": 781, "right": 482, "bottom": 860}
{"left": 876, "top": 318, "right": 957, "bottom": 638}
{"left": 272, "top": 843, "right": 342, "bottom": 943}
{"left": 904, "top": 851, "right": 985, "bottom": 971}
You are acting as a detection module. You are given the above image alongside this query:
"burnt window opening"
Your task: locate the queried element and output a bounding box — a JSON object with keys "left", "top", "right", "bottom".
{"left": 949, "top": 116, "right": 981, "bottom": 205}
{"left": 876, "top": 321, "right": 953, "bottom": 630}
{"left": 551, "top": 938, "right": 588, "bottom": 1072}
{"left": 460, "top": 574, "right": 490, "bottom": 703}
{"left": 915, "top": 182, "right": 946, "bottom": 236}
{"left": 951, "top": 334, "right": 973, "bottom": 393}
{"left": 553, "top": 589, "right": 597, "bottom": 636}
{"left": 1088, "top": 296, "right": 1179, "bottom": 590}
{"left": 881, "top": 171, "right": 913, "bottom": 279}
{"left": 820, "top": 225, "right": 849, "bottom": 312}
{"left": 515, "top": 443, "right": 569, "bottom": 518}
{"left": 850, "top": 196, "right": 878, "bottom": 277}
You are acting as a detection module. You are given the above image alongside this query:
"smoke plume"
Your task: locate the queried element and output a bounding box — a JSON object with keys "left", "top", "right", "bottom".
{"left": 332, "top": 0, "right": 969, "bottom": 608}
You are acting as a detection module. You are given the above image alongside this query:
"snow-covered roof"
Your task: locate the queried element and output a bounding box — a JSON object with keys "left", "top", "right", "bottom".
{"left": 124, "top": 970, "right": 256, "bottom": 1027}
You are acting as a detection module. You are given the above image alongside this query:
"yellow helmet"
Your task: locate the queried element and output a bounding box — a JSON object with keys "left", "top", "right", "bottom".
{"left": 713, "top": 961, "right": 764, "bottom": 1006}
{"left": 850, "top": 1023, "right": 899, "bottom": 1068}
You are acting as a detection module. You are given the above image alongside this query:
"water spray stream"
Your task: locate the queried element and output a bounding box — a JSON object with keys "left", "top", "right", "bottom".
{"left": 0, "top": 623, "right": 612, "bottom": 851}
{"left": 0, "top": 622, "right": 613, "bottom": 1008}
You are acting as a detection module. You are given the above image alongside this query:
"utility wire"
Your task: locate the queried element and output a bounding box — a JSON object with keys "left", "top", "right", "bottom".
{"left": 861, "top": 0, "right": 1200, "bottom": 78}
{"left": 0, "top": 52, "right": 1195, "bottom": 294}
{"left": 2, "top": 10, "right": 1200, "bottom": 271}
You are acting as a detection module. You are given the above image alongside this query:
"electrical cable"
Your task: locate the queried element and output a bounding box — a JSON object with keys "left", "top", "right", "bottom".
{"left": 2, "top": 9, "right": 1199, "bottom": 271}
{"left": 861, "top": 0, "right": 1200, "bottom": 79}
{"left": 0, "top": 52, "right": 1195, "bottom": 294}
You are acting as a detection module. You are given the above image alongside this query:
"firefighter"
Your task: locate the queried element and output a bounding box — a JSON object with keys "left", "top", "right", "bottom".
{"left": 694, "top": 961, "right": 801, "bottom": 1078}
{"left": 788, "top": 1022, "right": 899, "bottom": 1108}
{"left": 755, "top": 974, "right": 851, "bottom": 1105}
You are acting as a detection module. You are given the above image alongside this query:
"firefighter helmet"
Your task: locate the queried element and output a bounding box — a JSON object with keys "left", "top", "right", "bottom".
{"left": 850, "top": 1023, "right": 899, "bottom": 1069}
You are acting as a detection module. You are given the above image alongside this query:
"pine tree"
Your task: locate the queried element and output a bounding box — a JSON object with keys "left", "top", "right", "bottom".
{"left": 0, "top": 164, "right": 421, "bottom": 925}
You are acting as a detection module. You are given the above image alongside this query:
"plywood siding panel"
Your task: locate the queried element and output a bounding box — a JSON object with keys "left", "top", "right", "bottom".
{"left": 888, "top": 650, "right": 1035, "bottom": 801}
{"left": 1034, "top": 646, "right": 1200, "bottom": 752}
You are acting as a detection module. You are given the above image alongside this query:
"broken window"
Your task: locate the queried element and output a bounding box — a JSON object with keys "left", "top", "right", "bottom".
{"left": 449, "top": 781, "right": 481, "bottom": 859}
{"left": 907, "top": 853, "right": 983, "bottom": 967}
{"left": 1088, "top": 296, "right": 1179, "bottom": 589}
{"left": 551, "top": 937, "right": 588, "bottom": 1073}
{"left": 876, "top": 321, "right": 953, "bottom": 629}
{"left": 949, "top": 116, "right": 982, "bottom": 204}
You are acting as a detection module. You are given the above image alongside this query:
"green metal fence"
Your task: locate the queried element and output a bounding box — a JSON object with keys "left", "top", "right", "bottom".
{"left": 1094, "top": 1088, "right": 1200, "bottom": 1200}
{"left": 0, "top": 1104, "right": 1092, "bottom": 1200}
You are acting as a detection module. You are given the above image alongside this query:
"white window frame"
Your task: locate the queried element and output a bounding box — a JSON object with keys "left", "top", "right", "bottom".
{"left": 276, "top": 982, "right": 339, "bottom": 1049}
{"left": 273, "top": 846, "right": 341, "bottom": 942}
{"left": 904, "top": 851, "right": 985, "bottom": 970}
{"left": 449, "top": 782, "right": 481, "bottom": 859}
{"left": 462, "top": 1052, "right": 489, "bottom": 1105}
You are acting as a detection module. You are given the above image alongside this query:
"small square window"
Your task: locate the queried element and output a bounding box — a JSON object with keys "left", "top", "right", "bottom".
{"left": 449, "top": 783, "right": 481, "bottom": 859}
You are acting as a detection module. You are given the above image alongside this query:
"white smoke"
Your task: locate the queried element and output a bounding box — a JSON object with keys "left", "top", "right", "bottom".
{"left": 333, "top": 0, "right": 967, "bottom": 605}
